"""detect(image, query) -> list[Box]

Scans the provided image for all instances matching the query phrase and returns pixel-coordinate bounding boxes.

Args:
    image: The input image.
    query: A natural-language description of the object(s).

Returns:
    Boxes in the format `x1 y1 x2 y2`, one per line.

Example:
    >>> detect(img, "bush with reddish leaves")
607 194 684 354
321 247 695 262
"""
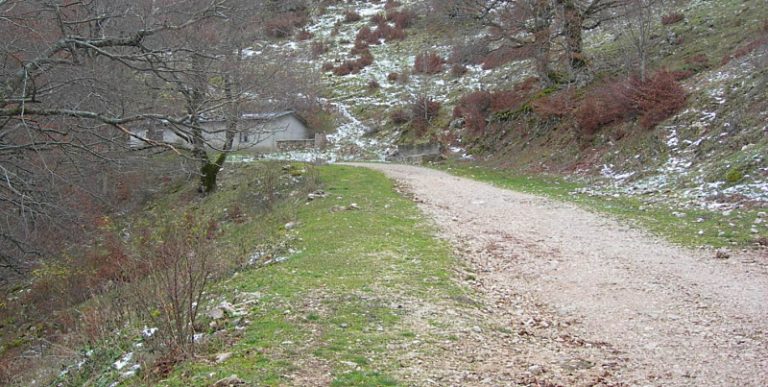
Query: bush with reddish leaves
481 46 530 70
451 63 468 77
384 0 402 10
332 50 374 76
449 42 487 66
356 26 381 46
296 29 313 41
387 9 415 29
410 96 441 134
453 79 541 134
387 72 399 82
453 90 492 134
357 50 374 66
683 53 709 73
344 10 362 23
721 20 768 65
628 70 688 129
377 23 406 41
264 11 309 39
574 70 687 135
321 62 335 72
531 90 575 120
490 90 524 113
661 12 684 25
332 61 355 76
371 13 387 26
368 79 380 90
414 51 445 74
721 36 768 65
575 79 634 137
389 108 409 125
311 41 329 58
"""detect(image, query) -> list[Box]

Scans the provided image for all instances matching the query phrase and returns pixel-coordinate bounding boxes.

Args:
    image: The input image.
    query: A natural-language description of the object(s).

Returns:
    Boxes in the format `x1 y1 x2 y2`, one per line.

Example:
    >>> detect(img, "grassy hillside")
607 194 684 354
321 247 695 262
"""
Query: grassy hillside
5 163 477 386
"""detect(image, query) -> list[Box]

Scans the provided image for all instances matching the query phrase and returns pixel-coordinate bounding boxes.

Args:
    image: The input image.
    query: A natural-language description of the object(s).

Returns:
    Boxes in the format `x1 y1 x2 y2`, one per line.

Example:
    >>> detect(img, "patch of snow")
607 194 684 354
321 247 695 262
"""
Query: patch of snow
121 364 141 379
142 326 158 338
701 111 717 121
113 352 133 371
601 164 635 181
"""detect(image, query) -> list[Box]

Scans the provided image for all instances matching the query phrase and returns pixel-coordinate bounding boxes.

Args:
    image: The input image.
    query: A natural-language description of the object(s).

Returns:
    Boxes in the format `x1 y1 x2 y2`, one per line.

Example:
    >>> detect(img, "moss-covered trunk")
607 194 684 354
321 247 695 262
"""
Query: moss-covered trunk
199 152 227 194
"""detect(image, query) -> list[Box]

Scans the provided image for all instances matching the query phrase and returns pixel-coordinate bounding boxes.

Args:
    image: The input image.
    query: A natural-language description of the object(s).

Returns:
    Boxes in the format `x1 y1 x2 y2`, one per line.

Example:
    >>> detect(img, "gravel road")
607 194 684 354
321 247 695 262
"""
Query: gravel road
346 163 768 386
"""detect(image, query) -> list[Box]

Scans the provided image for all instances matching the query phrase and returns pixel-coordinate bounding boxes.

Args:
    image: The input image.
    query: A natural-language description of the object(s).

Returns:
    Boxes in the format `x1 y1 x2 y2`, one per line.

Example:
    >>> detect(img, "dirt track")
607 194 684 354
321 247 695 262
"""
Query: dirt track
347 163 768 386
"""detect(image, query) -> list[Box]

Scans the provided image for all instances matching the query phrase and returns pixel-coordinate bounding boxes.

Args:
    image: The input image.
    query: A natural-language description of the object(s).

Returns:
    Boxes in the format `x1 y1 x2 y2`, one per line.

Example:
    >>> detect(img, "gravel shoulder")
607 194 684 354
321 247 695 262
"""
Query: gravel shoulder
346 163 768 386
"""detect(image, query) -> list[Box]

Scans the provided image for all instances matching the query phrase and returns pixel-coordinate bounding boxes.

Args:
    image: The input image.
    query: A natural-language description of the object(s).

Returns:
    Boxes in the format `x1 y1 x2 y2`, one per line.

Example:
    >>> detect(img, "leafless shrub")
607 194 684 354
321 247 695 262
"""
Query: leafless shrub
661 12 684 25
450 63 468 77
344 10 362 23
128 214 218 355
414 51 445 74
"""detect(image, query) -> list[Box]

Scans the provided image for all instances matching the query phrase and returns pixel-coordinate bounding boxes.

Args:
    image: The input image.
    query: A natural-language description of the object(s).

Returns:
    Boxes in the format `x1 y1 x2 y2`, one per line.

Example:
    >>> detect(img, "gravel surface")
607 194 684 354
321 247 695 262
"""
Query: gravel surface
346 163 768 386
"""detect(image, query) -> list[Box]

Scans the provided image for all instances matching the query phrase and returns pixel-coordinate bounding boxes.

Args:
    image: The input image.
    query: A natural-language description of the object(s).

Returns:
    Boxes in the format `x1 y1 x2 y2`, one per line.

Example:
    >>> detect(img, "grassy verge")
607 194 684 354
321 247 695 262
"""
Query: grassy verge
436 162 766 249
155 164 461 386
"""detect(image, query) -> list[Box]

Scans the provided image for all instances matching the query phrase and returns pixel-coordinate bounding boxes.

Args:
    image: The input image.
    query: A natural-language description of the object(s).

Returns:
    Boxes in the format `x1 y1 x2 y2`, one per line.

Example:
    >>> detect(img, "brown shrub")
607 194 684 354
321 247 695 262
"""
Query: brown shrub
387 9 415 29
332 51 375 76
453 90 492 134
531 90 575 120
450 63 468 77
661 12 684 25
721 37 768 65
575 70 687 134
387 72 399 82
414 51 445 74
377 23 406 41
321 62 334 72
384 0 402 10
575 79 633 136
481 46 529 70
356 26 381 45
410 96 441 134
370 13 387 26
295 29 313 41
389 108 410 125
357 50 374 67
344 10 362 23
490 90 524 113
684 53 710 73
311 41 329 58
264 11 309 39
332 61 355 76
449 42 487 65
629 70 688 129
368 79 381 90
350 43 370 55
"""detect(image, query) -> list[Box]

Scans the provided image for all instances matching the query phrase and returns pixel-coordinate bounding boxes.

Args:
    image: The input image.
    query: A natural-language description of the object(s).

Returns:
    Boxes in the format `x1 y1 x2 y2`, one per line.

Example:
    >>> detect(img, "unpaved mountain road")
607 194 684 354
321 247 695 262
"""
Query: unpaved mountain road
346 163 768 386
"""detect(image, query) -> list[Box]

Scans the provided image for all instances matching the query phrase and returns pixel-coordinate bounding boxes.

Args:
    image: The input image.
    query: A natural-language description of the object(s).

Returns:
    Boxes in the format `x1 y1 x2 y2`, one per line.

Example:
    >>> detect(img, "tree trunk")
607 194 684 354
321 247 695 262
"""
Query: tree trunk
559 0 586 70
224 73 237 151
531 0 554 86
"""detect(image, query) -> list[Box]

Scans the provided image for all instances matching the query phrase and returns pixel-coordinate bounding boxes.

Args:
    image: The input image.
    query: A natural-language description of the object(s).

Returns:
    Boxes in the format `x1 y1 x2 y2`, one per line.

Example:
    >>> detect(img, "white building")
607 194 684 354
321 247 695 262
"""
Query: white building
131 111 319 152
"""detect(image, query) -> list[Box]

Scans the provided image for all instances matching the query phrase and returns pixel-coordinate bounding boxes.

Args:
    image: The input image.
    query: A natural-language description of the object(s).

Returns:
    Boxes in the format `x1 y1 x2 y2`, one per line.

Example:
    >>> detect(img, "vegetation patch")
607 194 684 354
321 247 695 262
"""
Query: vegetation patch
437 162 766 248
153 165 461 385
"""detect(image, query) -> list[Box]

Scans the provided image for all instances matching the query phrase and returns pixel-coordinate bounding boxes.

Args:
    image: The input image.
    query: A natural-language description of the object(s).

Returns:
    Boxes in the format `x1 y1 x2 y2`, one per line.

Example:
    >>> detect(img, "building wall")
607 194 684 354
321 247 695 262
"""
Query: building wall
129 114 313 153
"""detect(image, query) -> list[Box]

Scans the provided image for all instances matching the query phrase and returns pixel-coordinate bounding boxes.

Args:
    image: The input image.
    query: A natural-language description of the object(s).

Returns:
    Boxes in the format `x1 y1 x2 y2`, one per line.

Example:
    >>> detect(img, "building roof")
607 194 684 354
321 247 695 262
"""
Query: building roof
200 111 302 123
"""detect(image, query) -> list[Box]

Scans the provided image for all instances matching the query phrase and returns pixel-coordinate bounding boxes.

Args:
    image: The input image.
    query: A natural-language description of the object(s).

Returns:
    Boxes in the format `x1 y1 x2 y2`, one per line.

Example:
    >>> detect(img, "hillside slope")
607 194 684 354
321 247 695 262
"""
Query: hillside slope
264 0 766 213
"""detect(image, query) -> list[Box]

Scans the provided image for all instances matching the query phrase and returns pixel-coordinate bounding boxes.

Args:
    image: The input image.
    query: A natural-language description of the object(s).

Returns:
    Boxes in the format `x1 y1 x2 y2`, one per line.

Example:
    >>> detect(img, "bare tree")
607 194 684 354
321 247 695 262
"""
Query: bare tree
438 0 618 84
619 0 659 80
0 0 230 275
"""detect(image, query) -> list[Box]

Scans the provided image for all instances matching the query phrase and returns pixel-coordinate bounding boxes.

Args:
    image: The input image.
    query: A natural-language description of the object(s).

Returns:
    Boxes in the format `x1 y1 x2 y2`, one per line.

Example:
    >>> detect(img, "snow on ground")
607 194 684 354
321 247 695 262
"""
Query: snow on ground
585 50 768 210
250 0 535 162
